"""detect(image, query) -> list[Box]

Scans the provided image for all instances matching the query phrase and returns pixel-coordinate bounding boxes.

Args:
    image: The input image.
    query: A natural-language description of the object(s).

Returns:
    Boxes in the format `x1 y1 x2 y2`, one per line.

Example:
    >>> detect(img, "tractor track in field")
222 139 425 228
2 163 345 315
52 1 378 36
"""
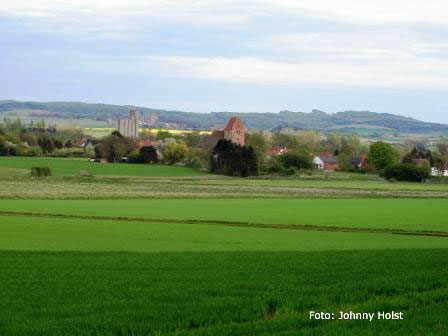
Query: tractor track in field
1 211 448 238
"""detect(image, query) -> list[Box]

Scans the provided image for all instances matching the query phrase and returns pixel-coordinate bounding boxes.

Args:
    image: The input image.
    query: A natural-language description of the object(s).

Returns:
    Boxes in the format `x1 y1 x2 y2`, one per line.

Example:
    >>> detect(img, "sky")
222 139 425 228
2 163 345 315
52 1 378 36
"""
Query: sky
1 0 448 123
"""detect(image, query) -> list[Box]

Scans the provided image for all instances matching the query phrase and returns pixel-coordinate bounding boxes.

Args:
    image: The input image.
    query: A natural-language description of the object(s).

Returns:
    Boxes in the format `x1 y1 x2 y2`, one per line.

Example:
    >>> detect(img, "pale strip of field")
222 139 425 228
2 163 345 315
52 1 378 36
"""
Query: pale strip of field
84 127 212 135
1 177 448 199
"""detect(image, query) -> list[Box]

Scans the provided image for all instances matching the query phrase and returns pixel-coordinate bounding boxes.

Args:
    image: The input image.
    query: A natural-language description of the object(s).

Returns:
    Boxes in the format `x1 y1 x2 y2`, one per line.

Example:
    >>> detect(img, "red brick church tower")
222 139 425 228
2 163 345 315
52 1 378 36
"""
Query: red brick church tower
223 117 245 146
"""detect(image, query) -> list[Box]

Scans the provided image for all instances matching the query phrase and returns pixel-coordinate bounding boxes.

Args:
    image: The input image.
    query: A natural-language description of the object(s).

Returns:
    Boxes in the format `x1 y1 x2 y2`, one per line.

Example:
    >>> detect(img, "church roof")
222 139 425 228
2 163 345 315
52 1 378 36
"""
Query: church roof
224 117 243 131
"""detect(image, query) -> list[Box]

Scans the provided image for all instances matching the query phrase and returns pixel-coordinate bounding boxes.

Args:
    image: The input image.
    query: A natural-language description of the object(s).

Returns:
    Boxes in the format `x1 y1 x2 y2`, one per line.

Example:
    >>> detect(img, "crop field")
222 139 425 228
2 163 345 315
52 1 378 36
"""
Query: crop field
0 157 207 177
1 250 446 336
1 198 448 233
1 157 448 335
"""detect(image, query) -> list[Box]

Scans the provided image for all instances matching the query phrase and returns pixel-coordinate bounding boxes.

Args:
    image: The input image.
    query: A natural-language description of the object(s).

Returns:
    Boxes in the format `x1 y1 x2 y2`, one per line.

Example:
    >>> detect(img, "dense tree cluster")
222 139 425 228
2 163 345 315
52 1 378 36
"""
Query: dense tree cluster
95 132 135 163
0 118 88 157
210 140 258 177
402 145 433 166
384 163 431 182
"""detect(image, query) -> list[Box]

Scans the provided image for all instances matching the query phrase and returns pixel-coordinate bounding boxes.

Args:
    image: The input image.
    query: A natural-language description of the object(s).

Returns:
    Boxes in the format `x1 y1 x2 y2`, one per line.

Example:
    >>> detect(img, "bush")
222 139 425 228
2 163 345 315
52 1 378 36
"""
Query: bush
278 152 312 170
30 167 52 178
185 149 208 169
127 150 142 164
26 146 43 157
383 163 431 182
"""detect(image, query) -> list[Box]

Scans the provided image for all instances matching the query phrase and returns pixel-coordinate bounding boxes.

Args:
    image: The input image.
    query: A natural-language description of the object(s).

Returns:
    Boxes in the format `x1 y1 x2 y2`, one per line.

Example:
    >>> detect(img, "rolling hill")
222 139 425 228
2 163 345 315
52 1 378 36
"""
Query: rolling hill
1 100 447 134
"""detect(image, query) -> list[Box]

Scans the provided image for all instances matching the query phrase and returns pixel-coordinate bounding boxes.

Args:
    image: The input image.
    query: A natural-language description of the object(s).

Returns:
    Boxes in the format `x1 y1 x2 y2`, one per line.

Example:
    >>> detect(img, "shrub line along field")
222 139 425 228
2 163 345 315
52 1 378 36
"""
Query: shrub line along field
1 157 448 335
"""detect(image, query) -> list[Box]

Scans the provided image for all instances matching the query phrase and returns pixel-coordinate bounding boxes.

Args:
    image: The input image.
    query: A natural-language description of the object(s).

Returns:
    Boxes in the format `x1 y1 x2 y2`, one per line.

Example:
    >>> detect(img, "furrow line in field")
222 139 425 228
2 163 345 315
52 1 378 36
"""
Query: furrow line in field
1 211 448 238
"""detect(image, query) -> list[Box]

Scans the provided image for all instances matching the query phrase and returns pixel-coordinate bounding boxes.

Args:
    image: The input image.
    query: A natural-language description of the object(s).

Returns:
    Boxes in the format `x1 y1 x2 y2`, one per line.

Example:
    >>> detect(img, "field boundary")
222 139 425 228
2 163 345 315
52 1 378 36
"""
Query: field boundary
2 211 448 238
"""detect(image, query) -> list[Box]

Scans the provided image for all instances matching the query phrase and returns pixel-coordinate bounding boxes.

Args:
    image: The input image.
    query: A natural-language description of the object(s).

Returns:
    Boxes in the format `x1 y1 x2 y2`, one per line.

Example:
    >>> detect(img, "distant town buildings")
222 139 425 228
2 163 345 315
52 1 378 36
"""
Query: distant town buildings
116 108 139 138
146 112 158 126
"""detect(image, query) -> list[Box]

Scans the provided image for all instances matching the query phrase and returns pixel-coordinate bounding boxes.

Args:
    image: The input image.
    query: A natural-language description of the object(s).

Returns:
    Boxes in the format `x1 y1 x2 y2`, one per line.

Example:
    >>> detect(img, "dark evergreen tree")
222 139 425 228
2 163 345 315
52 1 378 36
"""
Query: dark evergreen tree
210 139 258 177
139 146 158 163
402 146 433 166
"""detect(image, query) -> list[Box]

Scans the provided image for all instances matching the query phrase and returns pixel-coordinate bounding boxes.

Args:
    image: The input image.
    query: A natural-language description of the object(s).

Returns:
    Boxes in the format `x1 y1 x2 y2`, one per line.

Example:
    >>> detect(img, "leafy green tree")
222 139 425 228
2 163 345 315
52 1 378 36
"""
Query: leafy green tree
435 138 448 170
185 148 208 169
324 133 342 152
157 131 173 141
162 141 188 164
278 149 312 170
272 133 299 150
184 132 202 148
366 141 400 170
337 153 353 172
297 130 320 152
246 133 268 170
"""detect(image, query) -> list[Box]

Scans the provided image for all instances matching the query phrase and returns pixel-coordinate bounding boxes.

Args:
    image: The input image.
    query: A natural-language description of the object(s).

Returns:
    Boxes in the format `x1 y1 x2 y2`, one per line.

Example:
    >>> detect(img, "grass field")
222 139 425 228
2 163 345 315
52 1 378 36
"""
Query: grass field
1 198 447 233
2 215 448 252
0 157 207 177
1 157 448 335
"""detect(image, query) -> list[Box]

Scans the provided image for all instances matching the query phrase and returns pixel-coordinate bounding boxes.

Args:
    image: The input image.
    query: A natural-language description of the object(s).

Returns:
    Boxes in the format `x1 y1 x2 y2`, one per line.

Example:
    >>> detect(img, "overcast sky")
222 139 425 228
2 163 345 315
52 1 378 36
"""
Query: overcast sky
1 1 448 123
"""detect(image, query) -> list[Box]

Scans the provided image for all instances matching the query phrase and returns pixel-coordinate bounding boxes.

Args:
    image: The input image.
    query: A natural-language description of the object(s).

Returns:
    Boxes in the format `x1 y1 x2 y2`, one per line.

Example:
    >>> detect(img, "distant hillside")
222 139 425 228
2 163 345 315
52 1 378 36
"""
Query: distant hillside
1 100 447 134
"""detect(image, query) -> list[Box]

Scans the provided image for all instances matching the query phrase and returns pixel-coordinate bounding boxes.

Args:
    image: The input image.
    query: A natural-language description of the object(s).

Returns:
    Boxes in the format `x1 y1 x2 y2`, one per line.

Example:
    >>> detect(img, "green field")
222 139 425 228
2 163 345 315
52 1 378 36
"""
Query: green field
2 215 448 252
1 157 448 335
1 198 447 233
1 250 447 335
0 157 207 177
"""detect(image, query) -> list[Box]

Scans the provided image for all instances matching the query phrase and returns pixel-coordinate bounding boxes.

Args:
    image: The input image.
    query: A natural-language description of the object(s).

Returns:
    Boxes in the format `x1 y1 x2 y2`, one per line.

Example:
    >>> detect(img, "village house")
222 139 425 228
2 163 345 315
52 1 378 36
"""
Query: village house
432 167 448 177
350 155 367 170
266 146 287 158
313 154 367 171
313 155 339 171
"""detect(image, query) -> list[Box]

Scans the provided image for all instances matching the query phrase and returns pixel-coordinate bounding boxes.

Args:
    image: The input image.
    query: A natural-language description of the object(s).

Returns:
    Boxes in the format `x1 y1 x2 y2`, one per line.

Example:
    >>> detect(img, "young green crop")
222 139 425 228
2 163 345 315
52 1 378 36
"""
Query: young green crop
1 198 447 232
0 249 447 335
1 215 448 252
